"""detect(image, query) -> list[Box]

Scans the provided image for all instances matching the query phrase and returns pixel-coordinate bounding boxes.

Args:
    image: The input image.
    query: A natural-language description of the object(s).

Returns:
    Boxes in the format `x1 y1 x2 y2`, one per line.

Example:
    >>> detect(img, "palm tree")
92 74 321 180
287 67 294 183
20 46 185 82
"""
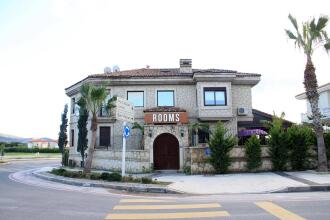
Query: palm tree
285 14 330 171
78 83 116 173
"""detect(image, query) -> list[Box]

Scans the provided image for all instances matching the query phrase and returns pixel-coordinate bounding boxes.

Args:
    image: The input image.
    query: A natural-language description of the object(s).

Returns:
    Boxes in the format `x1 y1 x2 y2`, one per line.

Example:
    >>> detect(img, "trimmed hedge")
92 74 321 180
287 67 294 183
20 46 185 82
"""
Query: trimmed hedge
50 168 158 184
4 146 60 153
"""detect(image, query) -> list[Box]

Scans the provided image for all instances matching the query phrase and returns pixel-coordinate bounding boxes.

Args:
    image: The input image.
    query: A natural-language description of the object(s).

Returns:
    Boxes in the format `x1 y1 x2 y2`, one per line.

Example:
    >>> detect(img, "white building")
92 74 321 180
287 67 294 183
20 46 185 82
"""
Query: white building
296 82 330 126
27 139 58 149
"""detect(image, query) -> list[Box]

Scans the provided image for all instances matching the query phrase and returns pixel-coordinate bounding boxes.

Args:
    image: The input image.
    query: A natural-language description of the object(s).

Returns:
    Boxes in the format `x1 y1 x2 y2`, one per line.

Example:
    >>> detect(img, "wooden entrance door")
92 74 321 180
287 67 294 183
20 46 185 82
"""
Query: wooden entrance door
153 133 179 170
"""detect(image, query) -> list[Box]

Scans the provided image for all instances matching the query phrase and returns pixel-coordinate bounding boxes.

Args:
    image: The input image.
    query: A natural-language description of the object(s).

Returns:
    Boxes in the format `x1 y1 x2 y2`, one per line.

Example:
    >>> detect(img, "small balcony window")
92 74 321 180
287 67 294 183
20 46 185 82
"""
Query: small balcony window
157 90 174 107
127 91 144 107
204 87 227 106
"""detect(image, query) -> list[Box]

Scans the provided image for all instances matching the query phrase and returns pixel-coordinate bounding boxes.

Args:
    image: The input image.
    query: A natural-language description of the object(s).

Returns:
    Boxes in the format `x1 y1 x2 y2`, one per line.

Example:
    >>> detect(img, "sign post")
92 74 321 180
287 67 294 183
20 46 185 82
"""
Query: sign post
115 97 134 177
122 122 130 176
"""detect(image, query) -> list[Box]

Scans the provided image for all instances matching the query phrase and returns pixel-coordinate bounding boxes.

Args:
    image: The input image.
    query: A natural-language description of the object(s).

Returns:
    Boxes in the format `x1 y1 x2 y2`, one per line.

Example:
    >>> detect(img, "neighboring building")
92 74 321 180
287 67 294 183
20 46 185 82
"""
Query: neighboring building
65 59 261 172
27 139 58 149
238 109 294 131
296 82 330 126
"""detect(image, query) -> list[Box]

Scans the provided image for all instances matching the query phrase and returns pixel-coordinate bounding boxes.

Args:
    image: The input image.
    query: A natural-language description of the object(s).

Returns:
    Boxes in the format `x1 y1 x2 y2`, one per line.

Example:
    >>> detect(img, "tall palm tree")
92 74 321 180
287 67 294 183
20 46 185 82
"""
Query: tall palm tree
286 14 330 171
78 83 116 173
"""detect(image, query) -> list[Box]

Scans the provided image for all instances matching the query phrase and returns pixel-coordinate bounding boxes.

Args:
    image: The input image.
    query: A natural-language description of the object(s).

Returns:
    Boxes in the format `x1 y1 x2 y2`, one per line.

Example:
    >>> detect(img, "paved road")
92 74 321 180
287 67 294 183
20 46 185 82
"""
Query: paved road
1 160 330 220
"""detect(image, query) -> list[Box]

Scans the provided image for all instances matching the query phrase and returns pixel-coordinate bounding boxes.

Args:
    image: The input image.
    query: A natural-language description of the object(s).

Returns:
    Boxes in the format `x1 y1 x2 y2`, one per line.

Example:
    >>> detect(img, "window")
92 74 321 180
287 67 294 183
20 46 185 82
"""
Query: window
203 87 227 106
70 129 74 147
99 92 111 117
157 90 174 106
99 126 111 148
198 128 209 143
71 98 76 114
127 91 144 107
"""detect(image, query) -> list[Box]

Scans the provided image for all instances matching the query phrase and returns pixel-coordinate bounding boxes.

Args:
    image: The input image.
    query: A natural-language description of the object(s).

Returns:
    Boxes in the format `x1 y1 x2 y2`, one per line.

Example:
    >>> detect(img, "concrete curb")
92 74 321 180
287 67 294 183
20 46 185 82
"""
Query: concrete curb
32 171 181 194
274 185 330 193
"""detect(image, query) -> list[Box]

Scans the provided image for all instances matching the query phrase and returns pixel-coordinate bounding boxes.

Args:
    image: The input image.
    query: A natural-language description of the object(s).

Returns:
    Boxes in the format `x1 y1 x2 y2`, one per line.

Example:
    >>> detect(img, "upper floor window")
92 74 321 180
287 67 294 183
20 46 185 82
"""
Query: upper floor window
127 91 144 107
157 90 174 107
99 91 111 117
70 129 75 147
204 87 227 106
71 98 76 114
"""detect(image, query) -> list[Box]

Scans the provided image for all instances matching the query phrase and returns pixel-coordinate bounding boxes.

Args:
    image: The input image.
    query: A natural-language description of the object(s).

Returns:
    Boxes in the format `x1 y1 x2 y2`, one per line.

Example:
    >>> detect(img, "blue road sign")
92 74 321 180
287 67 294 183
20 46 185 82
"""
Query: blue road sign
205 147 211 156
123 126 130 138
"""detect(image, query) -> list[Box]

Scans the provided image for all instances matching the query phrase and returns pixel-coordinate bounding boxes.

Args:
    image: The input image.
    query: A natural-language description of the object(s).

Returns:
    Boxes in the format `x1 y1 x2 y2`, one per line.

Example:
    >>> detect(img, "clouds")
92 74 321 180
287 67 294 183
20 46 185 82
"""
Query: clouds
0 0 329 137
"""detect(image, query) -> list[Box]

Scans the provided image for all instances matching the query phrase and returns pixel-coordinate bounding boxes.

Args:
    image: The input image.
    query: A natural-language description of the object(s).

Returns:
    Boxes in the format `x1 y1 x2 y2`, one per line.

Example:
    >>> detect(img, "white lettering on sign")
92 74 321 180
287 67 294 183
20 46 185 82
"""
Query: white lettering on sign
152 113 181 123
168 114 174 122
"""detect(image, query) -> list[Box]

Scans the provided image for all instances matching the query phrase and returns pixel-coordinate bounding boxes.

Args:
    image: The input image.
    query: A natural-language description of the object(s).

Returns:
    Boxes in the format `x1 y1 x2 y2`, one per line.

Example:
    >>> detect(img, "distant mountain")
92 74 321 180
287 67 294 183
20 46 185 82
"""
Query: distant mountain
0 133 55 143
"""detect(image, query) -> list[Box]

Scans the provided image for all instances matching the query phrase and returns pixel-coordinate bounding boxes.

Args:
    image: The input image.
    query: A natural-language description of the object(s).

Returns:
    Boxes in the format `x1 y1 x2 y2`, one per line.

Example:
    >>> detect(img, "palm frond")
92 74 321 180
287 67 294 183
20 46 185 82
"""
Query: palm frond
105 95 117 115
285 29 297 40
132 122 144 134
316 16 328 31
324 40 330 53
288 14 299 31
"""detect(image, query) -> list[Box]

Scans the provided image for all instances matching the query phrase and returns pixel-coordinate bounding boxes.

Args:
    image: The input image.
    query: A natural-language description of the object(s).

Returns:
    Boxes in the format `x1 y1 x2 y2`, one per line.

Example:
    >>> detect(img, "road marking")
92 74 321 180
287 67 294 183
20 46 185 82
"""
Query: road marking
255 201 306 220
105 211 230 219
119 199 168 203
114 203 221 210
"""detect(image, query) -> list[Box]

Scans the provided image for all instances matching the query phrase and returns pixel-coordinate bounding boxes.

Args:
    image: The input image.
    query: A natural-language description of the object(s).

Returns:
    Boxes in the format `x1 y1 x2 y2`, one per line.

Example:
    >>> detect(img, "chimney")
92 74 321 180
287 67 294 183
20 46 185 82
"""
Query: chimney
179 59 192 73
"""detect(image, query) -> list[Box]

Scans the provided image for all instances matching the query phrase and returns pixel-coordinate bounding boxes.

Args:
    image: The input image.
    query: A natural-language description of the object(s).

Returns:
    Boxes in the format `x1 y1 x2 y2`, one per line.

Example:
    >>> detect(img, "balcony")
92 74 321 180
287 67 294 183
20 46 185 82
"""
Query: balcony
301 107 330 124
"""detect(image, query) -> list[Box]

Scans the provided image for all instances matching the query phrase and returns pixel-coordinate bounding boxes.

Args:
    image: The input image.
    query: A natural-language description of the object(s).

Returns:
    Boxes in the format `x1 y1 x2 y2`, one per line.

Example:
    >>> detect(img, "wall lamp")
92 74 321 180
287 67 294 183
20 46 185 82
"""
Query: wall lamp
180 127 185 137
148 128 153 137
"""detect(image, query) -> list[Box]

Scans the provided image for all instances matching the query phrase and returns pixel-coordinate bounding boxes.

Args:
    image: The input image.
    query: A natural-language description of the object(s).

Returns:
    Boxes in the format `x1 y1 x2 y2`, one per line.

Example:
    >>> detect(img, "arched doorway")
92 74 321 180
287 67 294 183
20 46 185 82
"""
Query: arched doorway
153 133 179 170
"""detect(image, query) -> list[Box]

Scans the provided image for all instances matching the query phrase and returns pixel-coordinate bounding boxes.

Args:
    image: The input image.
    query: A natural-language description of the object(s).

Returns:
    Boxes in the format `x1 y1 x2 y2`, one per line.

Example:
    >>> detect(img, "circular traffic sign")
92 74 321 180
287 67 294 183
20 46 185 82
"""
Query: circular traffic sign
123 126 130 138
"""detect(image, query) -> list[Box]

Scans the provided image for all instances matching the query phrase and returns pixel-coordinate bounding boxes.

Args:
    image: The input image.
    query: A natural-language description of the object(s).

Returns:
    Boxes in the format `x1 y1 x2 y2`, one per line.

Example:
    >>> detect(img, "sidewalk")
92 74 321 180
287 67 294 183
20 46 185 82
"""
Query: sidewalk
154 171 330 194
30 167 330 195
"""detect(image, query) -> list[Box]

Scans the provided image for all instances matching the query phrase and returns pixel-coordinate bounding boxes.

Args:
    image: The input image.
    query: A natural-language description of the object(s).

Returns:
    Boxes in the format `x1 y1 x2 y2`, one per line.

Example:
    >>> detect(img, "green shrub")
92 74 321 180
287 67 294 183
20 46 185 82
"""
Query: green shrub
208 121 236 174
0 144 4 157
141 177 153 184
183 166 191 175
100 172 122 181
50 168 86 178
51 168 66 175
4 146 60 153
62 148 69 166
245 135 262 171
266 113 290 171
288 125 314 170
121 175 137 183
89 173 101 180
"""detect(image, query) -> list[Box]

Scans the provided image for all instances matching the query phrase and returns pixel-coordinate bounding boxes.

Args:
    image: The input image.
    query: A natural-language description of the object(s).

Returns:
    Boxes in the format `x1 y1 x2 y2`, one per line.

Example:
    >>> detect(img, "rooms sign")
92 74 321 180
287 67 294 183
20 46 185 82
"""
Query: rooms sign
144 112 188 124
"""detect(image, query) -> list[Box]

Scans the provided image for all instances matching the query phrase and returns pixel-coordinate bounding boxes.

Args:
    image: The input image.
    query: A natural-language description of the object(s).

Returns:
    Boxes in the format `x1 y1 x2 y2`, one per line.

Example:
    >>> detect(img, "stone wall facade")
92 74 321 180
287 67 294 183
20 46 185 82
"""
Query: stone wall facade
69 148 151 173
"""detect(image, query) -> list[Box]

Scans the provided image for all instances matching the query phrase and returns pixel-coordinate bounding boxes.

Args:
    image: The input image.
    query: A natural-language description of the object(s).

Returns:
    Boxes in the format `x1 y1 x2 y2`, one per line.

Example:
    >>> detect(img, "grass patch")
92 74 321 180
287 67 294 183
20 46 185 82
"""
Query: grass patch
50 168 167 185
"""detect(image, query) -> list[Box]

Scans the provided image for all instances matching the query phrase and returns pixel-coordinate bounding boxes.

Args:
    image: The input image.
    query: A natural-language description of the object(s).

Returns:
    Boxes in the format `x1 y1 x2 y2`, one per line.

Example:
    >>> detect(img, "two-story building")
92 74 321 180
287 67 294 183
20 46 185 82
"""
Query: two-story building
65 59 261 172
296 82 330 127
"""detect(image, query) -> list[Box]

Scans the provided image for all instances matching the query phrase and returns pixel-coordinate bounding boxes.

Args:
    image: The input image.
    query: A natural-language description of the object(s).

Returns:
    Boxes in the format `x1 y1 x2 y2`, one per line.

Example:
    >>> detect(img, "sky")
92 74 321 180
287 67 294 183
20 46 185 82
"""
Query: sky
0 0 329 138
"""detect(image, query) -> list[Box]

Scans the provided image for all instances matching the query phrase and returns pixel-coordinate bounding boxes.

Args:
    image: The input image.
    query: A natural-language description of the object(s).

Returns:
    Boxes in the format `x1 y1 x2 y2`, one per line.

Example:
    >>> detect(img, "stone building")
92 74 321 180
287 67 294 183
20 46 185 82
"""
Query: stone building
65 59 261 173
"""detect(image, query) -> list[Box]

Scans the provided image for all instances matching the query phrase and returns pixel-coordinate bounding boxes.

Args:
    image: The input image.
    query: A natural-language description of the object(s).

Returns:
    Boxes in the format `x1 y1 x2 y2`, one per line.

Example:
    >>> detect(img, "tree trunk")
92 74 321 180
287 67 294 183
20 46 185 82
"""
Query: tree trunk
195 128 199 146
83 113 97 173
304 56 328 171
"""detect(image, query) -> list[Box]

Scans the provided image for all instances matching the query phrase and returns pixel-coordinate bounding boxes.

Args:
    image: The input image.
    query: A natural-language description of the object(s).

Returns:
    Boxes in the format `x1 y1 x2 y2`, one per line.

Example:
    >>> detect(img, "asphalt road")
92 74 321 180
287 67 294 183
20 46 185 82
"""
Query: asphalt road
1 160 330 220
